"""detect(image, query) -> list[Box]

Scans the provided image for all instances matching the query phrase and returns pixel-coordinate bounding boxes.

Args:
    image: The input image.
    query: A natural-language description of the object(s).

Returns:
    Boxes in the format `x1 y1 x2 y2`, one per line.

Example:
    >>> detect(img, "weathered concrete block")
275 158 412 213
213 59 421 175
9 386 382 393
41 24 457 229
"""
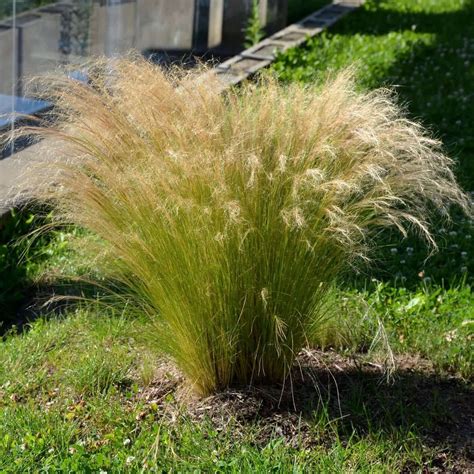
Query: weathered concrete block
0 25 17 95
136 0 195 51
89 0 137 55
208 0 224 48
20 13 62 81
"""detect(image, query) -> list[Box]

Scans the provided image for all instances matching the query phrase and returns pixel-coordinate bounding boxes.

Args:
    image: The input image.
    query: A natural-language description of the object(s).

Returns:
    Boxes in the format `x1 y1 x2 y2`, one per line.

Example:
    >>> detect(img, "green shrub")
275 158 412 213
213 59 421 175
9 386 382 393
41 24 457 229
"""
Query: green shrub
0 208 59 324
24 59 470 395
0 206 80 328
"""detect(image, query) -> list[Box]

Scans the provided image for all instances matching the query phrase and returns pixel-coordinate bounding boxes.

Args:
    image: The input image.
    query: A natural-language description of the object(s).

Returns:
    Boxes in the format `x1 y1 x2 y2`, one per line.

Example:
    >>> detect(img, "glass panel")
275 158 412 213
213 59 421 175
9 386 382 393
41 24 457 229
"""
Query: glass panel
0 0 203 151
0 0 294 155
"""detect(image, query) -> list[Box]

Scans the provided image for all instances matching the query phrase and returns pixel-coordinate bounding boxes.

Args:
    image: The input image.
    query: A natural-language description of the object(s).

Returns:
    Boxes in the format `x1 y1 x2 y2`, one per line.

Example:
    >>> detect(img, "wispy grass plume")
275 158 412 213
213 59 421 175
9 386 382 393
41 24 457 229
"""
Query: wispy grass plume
21 58 470 395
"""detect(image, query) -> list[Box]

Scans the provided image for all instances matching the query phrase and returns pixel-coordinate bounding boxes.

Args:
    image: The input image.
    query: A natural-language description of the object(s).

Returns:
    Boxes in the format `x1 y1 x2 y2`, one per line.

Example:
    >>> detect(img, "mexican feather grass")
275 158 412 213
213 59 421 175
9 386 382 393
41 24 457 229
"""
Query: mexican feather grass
21 58 470 395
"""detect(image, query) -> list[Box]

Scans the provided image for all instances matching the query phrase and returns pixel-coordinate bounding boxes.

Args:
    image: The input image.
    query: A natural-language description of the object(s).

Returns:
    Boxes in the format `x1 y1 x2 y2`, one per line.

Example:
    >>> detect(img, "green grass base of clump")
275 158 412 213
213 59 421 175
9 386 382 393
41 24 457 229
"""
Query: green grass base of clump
0 306 471 472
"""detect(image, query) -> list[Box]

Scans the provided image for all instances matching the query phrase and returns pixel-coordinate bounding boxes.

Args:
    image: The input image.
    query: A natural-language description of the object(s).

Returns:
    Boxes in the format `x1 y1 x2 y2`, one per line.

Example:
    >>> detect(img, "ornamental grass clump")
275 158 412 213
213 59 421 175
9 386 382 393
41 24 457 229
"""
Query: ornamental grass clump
24 58 470 396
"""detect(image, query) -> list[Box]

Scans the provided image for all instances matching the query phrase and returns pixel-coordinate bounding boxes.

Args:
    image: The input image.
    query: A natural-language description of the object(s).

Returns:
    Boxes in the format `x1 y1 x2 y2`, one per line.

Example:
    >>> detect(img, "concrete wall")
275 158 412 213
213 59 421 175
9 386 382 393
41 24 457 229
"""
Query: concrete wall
0 25 17 95
20 13 62 82
208 0 224 48
0 0 289 95
136 0 195 51
89 1 137 55
265 0 288 33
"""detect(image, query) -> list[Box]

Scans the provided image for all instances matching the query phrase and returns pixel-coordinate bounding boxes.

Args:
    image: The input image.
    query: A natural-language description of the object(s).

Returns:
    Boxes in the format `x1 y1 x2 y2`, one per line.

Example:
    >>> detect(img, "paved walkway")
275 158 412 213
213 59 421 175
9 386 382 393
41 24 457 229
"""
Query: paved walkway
0 140 52 216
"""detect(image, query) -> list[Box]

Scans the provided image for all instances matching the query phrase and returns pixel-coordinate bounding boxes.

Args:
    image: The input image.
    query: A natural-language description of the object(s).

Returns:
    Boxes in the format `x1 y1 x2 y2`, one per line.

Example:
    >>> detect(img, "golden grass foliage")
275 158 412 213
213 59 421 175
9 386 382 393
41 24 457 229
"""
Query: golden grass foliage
24 58 470 395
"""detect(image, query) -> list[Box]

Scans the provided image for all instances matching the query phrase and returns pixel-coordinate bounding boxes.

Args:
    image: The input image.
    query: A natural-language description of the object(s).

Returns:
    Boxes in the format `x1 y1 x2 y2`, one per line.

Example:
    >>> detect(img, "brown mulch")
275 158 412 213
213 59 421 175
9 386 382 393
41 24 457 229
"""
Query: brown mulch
138 350 474 473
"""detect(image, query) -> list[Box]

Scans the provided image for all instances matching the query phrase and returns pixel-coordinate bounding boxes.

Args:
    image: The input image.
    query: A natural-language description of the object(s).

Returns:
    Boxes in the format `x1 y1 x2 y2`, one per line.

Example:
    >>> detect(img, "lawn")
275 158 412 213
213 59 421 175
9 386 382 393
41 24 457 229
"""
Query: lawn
0 0 473 471
1 307 472 471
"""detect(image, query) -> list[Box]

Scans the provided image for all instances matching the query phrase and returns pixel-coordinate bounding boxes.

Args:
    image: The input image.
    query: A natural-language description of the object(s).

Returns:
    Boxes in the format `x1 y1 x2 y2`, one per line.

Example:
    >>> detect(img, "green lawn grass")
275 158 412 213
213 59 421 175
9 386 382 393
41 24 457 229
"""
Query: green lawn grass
275 0 474 286
333 283 473 379
0 0 473 471
0 307 471 472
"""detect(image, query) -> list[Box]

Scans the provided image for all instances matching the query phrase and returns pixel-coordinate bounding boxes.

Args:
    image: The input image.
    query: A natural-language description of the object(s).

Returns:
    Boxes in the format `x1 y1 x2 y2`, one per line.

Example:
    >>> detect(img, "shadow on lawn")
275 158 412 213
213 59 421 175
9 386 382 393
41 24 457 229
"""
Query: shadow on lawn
333 5 474 38
184 350 473 468
331 3 474 188
0 207 93 335
6 281 101 330
326 2 474 286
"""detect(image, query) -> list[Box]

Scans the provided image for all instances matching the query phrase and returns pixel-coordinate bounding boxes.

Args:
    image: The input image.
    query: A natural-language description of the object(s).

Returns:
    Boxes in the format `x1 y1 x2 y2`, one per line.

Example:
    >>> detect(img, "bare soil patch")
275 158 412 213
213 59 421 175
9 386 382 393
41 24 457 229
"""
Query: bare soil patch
140 350 474 472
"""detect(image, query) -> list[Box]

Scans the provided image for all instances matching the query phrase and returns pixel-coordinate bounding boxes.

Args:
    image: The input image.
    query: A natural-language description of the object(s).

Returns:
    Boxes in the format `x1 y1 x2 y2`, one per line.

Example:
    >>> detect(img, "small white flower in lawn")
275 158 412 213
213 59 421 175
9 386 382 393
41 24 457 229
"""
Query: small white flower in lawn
461 266 468 272
449 230 458 237
123 438 131 446
400 259 406 264
48 448 54 454
451 244 459 249
466 234 472 239
126 456 136 465
390 248 398 254
99 471 108 474
445 330 457 342
461 251 468 259
406 247 414 255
